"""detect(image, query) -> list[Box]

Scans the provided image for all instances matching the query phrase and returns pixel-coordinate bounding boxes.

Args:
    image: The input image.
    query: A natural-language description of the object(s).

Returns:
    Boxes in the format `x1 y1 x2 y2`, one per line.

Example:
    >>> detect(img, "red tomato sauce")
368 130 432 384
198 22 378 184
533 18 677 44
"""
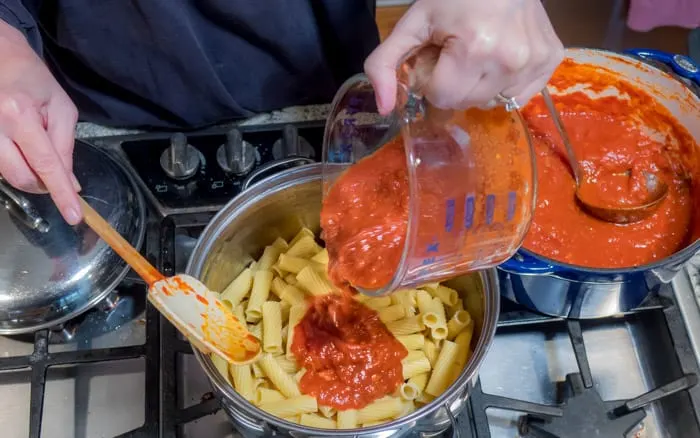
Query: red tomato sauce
521 60 698 268
321 138 409 291
291 294 408 410
321 108 532 291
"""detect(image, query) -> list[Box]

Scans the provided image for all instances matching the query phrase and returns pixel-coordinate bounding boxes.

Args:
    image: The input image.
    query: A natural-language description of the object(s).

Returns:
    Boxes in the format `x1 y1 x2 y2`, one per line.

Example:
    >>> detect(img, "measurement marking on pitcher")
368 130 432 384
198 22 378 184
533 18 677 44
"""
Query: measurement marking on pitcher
485 194 496 225
464 195 475 230
444 198 456 232
422 238 441 265
347 96 363 114
426 239 440 253
507 191 517 222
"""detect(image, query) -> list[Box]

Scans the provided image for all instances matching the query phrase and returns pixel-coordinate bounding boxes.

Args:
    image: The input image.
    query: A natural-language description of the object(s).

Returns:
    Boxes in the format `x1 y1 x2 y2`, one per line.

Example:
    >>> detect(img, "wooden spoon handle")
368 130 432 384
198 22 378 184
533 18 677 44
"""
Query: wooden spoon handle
79 198 163 285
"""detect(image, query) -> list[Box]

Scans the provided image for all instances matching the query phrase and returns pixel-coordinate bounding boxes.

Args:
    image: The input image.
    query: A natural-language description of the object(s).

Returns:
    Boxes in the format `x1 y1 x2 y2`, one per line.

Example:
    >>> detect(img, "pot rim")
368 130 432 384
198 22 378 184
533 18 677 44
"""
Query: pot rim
510 47 700 276
185 163 501 434
0 144 147 335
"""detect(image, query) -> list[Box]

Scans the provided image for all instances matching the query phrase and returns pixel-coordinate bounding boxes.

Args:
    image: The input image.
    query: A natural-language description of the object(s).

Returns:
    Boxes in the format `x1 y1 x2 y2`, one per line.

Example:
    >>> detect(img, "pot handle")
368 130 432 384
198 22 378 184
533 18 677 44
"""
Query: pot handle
0 177 51 233
241 157 315 191
498 251 558 275
446 404 461 438
624 49 700 85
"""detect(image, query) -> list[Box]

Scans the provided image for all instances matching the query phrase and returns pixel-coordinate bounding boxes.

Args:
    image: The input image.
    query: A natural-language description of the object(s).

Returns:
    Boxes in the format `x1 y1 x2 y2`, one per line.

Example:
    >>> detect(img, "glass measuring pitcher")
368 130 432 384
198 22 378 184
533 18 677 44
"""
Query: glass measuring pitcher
321 48 537 296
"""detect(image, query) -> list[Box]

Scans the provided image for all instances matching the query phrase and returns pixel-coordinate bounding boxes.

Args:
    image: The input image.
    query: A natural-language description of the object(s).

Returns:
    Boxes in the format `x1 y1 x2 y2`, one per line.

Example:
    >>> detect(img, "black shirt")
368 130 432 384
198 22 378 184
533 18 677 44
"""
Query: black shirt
0 0 380 129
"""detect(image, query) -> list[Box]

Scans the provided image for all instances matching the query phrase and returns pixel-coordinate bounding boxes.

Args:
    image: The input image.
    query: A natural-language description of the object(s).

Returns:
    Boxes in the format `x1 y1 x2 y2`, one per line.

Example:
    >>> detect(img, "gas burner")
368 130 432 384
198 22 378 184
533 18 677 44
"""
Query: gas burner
519 372 698 438
2 281 146 346
467 318 700 438
48 282 147 345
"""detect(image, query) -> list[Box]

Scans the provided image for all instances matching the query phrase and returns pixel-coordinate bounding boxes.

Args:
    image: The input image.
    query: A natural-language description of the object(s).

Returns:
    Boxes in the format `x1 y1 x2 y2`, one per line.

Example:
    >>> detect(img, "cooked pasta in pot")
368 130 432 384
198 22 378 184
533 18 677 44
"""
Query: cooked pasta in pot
208 227 477 429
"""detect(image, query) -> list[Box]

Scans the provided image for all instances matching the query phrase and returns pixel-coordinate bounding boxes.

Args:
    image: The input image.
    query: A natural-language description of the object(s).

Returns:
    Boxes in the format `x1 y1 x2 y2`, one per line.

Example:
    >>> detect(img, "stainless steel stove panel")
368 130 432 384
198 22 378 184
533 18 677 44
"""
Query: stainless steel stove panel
180 354 239 438
41 359 146 438
0 368 31 438
480 311 697 437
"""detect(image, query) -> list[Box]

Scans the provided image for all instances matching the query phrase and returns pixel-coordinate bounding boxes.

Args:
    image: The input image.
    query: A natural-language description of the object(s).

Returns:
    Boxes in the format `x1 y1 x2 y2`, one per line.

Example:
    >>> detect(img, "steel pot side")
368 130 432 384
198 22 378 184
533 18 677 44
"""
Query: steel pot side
498 48 700 319
186 164 500 437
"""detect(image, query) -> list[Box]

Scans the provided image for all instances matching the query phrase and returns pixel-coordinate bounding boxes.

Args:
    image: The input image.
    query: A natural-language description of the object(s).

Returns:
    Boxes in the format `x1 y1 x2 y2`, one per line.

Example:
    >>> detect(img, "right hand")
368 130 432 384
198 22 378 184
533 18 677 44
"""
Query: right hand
365 0 565 114
0 20 82 225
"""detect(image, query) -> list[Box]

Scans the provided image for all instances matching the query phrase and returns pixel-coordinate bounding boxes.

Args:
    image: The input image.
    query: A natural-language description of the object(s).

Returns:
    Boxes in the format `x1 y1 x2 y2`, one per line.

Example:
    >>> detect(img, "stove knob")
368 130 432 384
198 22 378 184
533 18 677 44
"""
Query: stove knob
217 129 256 176
160 133 200 180
272 125 315 160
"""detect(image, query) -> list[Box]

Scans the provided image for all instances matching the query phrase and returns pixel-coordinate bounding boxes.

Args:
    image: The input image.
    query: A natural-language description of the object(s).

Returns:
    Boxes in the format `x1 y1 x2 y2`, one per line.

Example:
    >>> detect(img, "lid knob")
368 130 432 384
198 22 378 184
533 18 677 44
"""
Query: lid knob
217 129 256 176
160 133 200 180
272 125 315 160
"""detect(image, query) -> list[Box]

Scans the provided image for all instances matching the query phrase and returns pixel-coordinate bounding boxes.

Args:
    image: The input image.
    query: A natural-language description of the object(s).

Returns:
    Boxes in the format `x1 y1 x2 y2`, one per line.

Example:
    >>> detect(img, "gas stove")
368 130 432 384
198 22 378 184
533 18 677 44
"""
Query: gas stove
0 122 699 438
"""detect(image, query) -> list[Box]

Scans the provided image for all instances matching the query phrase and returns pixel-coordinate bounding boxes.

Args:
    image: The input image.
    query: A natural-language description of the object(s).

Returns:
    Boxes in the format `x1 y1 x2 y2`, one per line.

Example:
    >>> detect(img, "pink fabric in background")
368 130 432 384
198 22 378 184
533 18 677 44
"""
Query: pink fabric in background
627 0 700 32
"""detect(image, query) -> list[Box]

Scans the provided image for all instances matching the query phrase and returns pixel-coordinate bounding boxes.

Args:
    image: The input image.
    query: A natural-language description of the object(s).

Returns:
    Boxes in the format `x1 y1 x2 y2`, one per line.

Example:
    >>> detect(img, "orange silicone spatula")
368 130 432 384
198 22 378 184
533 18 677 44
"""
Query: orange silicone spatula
79 198 261 364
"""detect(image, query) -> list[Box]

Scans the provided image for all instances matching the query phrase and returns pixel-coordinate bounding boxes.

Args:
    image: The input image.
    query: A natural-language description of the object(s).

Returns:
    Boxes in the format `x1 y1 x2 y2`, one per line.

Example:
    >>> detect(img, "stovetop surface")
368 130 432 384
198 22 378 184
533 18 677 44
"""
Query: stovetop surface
0 123 699 438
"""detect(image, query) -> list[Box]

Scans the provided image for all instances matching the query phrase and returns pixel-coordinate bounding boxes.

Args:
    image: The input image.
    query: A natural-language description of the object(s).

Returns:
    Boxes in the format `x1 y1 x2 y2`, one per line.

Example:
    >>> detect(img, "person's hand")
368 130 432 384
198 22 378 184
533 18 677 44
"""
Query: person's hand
365 0 565 114
0 20 81 224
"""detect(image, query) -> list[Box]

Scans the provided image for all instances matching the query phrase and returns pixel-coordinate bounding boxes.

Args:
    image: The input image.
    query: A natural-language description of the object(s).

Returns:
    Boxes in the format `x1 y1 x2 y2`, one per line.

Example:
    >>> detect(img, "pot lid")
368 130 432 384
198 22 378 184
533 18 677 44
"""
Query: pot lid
0 140 146 334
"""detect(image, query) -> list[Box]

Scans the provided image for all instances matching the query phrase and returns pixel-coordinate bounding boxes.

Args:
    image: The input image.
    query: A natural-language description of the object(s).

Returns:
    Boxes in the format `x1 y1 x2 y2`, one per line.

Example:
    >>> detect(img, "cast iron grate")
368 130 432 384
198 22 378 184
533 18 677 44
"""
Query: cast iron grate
468 319 699 438
157 215 700 438
0 214 164 438
4 211 699 437
4 312 162 438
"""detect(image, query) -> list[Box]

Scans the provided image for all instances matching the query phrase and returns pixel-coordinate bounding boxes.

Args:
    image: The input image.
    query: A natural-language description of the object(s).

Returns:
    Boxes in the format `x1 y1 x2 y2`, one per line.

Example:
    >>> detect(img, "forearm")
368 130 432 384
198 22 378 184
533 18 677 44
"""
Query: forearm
0 1 42 55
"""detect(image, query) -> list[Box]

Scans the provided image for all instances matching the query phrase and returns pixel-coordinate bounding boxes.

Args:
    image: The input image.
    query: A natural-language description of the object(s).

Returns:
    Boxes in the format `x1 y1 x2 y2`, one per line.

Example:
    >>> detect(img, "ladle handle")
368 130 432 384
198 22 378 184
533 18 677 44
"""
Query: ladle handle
624 49 700 85
79 198 163 285
541 88 582 186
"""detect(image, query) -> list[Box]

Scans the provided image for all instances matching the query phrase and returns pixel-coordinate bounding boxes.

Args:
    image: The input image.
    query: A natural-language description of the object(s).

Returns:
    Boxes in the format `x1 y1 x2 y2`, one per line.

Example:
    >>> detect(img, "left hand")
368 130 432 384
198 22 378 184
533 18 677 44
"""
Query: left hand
364 0 565 114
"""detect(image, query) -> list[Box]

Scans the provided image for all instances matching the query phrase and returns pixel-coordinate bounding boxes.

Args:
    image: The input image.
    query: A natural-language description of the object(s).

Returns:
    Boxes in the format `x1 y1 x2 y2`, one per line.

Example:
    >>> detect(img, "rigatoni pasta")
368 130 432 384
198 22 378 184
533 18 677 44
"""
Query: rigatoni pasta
296 265 334 296
259 353 301 398
259 395 318 417
256 387 284 404
386 316 425 336
207 227 479 430
220 268 253 308
433 285 459 307
337 409 358 429
300 413 337 429
257 245 283 271
447 309 472 340
246 270 273 322
262 301 283 354
230 364 255 402
425 340 459 397
378 304 405 323
286 235 323 259
402 351 432 380
357 397 403 424
396 334 424 351
277 254 313 274
286 304 307 360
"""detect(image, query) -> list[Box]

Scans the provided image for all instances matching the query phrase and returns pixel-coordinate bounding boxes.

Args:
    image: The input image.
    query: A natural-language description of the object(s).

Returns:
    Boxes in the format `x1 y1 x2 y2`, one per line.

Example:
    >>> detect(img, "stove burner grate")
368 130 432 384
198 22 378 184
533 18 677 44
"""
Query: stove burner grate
468 320 698 438
0 288 161 438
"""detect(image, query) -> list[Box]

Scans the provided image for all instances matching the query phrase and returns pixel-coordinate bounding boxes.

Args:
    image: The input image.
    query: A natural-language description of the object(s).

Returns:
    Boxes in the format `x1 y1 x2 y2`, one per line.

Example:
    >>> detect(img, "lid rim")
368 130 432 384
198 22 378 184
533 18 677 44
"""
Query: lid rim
0 140 148 334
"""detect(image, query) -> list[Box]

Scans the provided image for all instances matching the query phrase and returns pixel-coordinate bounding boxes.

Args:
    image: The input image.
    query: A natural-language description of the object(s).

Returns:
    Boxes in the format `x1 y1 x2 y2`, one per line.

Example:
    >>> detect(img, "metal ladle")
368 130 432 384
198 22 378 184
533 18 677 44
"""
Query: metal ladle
540 88 668 224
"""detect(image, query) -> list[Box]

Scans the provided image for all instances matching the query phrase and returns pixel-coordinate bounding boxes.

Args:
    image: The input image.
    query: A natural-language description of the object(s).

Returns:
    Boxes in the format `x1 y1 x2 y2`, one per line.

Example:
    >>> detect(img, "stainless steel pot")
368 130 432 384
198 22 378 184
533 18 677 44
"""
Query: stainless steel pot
0 140 146 333
498 48 700 319
186 163 500 438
